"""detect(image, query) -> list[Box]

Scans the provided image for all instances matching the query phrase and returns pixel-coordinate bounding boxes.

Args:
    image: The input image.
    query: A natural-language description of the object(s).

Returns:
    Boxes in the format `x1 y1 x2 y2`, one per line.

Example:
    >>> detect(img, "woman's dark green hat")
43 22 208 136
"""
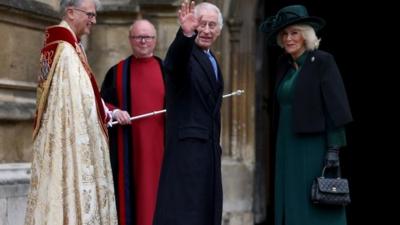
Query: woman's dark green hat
259 5 326 43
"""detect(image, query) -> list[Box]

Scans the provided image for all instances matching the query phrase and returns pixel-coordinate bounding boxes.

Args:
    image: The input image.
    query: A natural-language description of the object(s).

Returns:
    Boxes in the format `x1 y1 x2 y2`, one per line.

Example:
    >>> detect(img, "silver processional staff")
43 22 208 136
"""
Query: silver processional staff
108 89 244 127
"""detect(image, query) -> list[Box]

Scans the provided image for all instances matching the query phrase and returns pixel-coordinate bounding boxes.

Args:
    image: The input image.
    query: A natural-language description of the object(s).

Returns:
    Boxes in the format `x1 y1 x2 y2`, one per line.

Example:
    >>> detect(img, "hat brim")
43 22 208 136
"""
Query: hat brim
260 17 326 44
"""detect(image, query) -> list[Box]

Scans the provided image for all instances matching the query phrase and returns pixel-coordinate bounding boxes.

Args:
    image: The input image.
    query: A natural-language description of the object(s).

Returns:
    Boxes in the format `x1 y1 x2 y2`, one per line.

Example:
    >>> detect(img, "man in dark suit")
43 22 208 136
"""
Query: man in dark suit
153 1 224 225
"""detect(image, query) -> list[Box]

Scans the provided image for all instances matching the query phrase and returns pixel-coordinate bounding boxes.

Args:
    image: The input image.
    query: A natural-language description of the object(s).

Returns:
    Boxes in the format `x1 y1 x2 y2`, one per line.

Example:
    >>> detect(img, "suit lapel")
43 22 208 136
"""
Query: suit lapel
192 46 224 116
193 47 220 93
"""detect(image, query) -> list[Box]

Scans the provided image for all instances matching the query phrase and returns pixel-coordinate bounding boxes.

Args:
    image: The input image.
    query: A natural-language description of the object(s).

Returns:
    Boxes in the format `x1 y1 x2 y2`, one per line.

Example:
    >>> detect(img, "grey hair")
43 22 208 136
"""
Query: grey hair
59 0 101 15
194 2 223 30
277 24 321 50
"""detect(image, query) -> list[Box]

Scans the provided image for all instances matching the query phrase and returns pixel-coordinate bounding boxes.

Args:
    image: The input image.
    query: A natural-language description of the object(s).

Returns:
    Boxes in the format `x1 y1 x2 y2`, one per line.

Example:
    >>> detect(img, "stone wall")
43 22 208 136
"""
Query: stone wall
0 163 30 225
0 0 59 163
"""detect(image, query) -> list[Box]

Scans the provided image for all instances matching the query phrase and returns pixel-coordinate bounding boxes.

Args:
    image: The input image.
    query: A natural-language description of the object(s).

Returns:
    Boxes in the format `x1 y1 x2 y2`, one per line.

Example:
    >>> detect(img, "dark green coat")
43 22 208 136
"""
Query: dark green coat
273 51 352 225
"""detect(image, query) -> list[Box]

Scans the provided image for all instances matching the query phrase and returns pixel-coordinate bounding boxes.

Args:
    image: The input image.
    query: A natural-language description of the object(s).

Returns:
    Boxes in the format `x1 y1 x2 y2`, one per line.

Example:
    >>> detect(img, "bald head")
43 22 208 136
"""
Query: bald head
129 20 156 34
129 20 157 58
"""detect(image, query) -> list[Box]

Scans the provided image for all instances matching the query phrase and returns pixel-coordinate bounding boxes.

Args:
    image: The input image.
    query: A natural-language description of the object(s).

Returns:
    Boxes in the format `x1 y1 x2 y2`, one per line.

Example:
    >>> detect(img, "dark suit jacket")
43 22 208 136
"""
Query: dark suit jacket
273 50 353 133
153 29 224 225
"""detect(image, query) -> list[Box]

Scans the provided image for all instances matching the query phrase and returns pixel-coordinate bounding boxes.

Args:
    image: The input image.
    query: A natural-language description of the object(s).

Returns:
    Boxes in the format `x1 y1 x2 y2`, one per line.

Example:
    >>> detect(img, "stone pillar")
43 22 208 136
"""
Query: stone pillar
0 0 59 163
220 18 255 225
227 19 244 159
0 163 31 225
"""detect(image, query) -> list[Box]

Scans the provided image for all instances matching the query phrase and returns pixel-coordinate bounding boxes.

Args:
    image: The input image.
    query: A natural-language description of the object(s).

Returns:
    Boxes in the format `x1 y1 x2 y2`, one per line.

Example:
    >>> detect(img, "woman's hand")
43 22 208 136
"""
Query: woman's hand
325 147 340 168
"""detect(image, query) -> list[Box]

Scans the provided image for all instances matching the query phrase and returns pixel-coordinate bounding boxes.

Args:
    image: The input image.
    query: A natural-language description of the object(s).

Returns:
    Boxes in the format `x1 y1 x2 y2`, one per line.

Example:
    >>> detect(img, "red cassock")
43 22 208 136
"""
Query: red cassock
101 56 165 225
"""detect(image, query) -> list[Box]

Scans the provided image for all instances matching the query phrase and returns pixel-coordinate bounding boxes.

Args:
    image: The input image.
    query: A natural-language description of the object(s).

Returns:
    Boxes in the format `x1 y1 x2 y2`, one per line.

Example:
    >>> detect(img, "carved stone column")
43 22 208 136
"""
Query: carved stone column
0 163 31 225
226 19 243 160
220 17 255 225
0 0 58 162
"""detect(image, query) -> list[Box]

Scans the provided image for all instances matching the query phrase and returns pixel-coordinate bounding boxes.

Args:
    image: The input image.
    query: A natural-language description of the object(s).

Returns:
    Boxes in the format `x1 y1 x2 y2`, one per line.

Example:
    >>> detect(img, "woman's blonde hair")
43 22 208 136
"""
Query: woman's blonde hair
277 24 321 50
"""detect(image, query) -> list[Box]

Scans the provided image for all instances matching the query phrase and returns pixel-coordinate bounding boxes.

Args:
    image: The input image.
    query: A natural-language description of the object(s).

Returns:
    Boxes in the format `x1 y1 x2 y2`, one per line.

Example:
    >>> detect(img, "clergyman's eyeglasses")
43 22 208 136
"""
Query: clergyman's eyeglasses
73 8 96 19
129 36 156 42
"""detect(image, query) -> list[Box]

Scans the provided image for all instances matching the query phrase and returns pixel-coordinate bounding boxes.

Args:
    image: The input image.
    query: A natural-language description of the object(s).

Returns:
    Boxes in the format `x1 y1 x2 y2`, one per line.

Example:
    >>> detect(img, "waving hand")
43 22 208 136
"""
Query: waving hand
178 1 200 35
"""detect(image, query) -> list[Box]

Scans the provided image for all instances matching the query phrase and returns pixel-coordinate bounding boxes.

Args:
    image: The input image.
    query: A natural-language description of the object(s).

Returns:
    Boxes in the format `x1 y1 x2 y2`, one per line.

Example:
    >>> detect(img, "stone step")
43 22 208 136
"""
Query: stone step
0 163 31 225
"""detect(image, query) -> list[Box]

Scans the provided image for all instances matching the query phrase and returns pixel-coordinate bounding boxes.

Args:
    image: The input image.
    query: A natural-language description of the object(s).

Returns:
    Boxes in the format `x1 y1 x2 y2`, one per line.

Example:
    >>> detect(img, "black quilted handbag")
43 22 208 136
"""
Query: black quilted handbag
311 166 351 206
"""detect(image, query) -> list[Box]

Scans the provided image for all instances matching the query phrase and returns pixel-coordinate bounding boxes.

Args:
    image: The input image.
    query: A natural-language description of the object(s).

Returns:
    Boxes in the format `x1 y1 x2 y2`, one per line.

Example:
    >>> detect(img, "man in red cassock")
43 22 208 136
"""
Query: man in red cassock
100 19 165 225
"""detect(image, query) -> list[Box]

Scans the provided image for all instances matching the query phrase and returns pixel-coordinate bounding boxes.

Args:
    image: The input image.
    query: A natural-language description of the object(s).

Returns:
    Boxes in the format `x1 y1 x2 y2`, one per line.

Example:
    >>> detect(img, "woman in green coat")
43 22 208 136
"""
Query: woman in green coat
260 5 353 225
